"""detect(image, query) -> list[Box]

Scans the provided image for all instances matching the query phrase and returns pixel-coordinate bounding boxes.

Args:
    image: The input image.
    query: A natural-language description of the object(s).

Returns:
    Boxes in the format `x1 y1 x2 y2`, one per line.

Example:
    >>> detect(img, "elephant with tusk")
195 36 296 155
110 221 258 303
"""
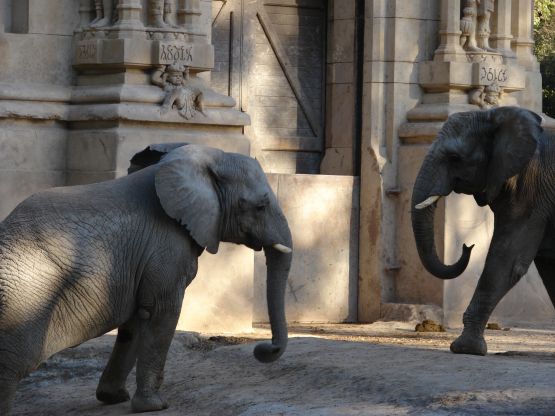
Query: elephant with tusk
411 106 555 356
0 144 292 414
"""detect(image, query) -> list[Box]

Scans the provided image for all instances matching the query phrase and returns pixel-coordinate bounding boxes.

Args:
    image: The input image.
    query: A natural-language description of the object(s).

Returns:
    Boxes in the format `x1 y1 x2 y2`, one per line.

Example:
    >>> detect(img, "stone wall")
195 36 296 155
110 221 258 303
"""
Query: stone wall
254 174 359 324
0 0 550 333
0 0 77 218
358 0 441 321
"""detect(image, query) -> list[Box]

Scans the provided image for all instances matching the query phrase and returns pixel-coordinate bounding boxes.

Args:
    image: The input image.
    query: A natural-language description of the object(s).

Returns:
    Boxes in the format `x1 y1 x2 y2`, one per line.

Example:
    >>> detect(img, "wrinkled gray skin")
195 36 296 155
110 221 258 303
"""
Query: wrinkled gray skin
412 106 555 356
0 144 292 414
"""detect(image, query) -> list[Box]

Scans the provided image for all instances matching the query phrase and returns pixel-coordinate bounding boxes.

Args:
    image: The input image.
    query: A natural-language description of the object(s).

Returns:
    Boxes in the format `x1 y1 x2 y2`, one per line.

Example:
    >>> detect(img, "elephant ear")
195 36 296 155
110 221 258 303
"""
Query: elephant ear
154 145 223 254
485 107 543 203
128 142 189 174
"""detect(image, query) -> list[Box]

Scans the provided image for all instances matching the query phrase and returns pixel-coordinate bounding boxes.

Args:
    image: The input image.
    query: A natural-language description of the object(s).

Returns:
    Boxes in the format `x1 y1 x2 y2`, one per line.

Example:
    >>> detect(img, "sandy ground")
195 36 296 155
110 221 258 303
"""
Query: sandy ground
10 322 555 416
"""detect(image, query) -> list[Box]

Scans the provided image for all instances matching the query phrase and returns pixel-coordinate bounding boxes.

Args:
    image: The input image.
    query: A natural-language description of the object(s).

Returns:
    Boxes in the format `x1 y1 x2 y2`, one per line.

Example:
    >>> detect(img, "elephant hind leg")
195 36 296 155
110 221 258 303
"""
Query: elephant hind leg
96 317 140 404
533 256 555 308
131 307 182 413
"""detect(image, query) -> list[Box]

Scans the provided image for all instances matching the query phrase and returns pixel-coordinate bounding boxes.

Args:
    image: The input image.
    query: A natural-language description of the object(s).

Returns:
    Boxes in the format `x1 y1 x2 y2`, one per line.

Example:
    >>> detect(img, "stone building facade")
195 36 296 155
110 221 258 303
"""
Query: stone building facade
0 0 553 331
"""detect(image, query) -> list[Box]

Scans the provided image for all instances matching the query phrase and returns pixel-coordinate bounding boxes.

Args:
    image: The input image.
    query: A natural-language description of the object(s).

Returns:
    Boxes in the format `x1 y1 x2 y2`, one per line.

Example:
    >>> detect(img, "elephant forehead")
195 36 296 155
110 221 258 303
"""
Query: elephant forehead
223 155 268 183
435 132 482 157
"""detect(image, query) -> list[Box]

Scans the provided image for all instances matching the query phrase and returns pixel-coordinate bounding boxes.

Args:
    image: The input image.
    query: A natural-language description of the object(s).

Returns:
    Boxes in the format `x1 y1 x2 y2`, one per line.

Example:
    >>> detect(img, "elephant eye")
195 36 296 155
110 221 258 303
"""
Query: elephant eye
447 153 462 163
256 204 266 212
238 197 248 211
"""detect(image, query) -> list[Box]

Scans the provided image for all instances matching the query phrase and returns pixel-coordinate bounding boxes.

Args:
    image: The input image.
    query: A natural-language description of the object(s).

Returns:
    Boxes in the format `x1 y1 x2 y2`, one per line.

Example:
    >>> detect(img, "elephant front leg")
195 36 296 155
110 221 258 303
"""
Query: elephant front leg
533 256 555 308
0 377 19 415
96 317 140 404
131 306 181 413
451 219 545 355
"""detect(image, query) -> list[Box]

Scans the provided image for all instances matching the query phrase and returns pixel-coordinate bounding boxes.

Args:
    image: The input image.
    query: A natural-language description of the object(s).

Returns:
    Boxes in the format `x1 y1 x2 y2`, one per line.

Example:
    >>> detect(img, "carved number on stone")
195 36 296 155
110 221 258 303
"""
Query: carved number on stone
160 45 193 63
78 44 97 60
480 67 508 83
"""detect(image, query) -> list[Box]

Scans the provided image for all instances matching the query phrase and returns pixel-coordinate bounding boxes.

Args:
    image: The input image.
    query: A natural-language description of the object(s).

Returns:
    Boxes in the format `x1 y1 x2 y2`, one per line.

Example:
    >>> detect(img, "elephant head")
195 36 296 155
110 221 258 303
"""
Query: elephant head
411 107 543 279
131 144 292 363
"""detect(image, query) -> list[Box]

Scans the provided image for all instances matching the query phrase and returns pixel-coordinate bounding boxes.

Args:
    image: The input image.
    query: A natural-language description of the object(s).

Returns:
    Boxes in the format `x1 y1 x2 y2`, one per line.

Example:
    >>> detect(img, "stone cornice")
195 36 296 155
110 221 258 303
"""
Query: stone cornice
0 82 249 126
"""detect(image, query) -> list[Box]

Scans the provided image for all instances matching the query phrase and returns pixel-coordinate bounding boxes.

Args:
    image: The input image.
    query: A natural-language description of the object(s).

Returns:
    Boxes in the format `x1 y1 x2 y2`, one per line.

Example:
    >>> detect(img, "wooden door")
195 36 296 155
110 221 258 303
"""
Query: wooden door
212 0 326 174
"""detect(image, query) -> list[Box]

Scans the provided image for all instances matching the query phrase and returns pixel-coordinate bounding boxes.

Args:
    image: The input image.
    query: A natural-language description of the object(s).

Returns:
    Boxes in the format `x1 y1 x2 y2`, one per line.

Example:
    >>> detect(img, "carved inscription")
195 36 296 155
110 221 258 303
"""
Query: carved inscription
479 65 508 84
473 63 509 86
76 41 99 63
159 44 193 64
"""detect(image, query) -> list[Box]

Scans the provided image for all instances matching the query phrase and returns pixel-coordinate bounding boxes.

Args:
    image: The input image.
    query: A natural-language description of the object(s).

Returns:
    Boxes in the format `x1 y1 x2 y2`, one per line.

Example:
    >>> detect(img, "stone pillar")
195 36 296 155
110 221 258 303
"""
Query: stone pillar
511 0 537 70
78 0 94 29
320 0 357 175
433 0 466 62
177 0 202 31
0 0 5 32
491 0 515 59
114 0 144 35
510 0 542 112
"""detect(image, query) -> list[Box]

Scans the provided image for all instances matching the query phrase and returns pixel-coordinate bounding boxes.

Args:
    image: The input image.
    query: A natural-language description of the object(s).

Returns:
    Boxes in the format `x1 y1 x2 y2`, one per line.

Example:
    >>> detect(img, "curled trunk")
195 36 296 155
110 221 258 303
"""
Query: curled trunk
411 156 473 279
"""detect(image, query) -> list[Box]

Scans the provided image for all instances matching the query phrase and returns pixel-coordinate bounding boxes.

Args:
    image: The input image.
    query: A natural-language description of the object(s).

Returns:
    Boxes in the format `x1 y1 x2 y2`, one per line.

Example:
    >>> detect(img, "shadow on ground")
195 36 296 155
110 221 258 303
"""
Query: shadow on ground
11 322 555 416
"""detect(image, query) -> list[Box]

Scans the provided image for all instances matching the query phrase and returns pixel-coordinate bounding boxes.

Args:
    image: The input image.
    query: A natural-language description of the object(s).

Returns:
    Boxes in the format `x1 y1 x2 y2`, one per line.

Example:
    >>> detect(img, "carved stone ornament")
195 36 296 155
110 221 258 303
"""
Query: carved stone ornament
468 82 502 109
152 62 205 120
149 0 176 28
460 0 496 53
90 0 116 28
88 0 175 29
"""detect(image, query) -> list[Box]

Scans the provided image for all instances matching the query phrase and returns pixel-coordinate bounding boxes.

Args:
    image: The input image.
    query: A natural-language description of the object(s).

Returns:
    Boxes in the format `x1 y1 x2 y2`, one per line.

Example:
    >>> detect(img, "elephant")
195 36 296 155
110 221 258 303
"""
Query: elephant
411 106 555 356
0 144 293 414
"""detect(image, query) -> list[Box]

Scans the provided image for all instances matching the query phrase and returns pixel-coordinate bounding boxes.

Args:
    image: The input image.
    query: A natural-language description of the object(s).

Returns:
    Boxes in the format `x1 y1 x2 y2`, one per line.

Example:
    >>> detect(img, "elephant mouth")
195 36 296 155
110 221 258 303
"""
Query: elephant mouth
245 241 292 254
473 190 488 206
243 234 263 251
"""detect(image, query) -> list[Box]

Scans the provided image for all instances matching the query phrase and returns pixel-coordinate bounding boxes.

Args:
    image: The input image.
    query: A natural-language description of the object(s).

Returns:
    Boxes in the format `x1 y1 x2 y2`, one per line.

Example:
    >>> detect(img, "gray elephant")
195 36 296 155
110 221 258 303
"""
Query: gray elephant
411 106 554 356
0 144 292 414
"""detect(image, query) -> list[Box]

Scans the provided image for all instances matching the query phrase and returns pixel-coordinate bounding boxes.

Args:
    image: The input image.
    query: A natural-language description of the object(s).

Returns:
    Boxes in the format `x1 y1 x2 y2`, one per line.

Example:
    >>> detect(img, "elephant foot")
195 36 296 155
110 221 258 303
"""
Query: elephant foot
131 392 168 413
0 377 18 415
96 385 130 404
450 332 487 356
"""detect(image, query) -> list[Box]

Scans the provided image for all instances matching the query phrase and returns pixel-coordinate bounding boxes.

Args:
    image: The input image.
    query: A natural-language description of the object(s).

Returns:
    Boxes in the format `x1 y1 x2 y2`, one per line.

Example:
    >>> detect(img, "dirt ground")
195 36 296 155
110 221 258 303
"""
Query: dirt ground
10 322 555 416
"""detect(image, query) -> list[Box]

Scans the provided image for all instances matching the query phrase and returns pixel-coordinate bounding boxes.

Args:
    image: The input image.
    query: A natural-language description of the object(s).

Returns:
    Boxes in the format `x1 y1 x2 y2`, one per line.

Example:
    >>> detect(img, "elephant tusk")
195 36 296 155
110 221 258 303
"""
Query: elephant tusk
272 243 292 254
415 195 441 210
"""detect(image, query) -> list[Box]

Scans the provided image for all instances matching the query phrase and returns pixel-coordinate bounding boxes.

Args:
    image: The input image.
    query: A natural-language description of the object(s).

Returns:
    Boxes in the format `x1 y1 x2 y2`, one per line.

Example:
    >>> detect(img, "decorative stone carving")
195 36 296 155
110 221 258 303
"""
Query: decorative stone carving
86 0 179 29
468 82 502 109
460 0 479 51
477 0 495 51
152 62 204 119
460 0 496 52
90 0 115 28
150 0 175 28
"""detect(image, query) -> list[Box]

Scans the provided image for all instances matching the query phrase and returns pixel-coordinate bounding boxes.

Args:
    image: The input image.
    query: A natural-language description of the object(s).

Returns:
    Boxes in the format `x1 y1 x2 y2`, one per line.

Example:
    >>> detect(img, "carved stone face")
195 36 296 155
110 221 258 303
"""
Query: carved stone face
168 72 183 85
484 92 498 106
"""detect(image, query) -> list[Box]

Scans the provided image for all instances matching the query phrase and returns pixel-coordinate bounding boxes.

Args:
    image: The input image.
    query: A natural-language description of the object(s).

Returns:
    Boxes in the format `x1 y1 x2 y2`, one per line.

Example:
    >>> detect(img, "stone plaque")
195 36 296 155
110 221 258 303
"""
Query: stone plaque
473 63 509 86
75 40 101 64
74 38 213 70
154 42 213 69
158 43 194 64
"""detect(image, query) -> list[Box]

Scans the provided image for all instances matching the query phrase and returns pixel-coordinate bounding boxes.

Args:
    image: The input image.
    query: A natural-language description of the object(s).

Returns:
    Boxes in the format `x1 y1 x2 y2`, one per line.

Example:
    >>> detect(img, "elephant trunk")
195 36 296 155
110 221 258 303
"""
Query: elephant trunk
411 154 473 279
254 231 292 363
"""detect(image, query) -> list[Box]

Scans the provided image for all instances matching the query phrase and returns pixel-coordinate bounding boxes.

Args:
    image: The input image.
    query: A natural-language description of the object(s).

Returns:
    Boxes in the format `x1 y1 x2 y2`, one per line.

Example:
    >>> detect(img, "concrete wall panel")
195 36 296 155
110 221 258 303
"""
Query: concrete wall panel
254 174 359 323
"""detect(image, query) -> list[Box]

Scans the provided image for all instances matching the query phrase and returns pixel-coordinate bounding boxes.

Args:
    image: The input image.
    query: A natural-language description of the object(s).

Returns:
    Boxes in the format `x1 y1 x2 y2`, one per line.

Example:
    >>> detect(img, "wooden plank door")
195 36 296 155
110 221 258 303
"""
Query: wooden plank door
212 0 326 174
